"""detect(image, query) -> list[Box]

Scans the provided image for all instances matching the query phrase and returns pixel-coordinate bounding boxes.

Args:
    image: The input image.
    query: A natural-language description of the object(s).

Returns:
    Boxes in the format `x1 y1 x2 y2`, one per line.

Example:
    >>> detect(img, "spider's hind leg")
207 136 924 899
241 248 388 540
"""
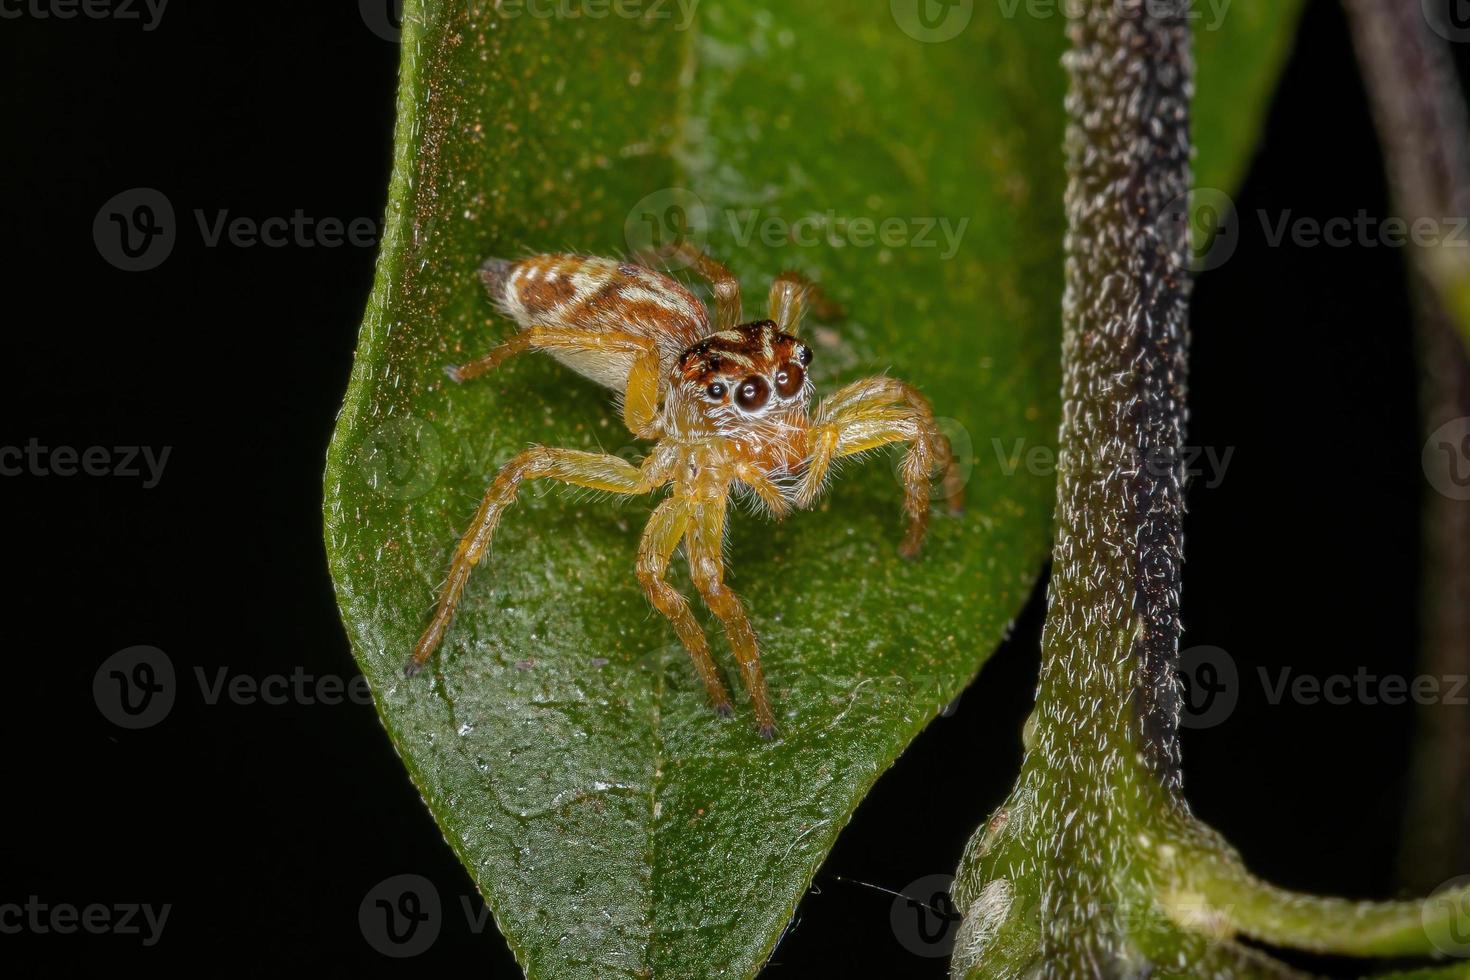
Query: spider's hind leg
661 241 743 332
444 326 664 439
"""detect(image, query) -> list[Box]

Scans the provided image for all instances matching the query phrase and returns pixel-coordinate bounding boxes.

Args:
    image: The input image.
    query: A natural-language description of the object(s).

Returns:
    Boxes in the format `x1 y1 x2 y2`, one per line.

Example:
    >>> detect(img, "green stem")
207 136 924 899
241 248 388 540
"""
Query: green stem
1170 851 1470 958
1371 965 1470 980
951 2 1198 975
954 3 1470 977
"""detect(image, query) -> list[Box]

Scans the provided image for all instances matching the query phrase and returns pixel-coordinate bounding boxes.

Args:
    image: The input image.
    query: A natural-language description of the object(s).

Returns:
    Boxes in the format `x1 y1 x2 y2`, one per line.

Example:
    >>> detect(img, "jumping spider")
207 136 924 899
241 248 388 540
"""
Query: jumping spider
406 244 964 738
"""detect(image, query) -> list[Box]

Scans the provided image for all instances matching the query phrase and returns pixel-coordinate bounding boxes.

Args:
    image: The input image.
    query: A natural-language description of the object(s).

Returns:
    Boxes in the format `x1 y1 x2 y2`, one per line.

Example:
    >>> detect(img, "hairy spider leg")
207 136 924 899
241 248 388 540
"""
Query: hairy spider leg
733 460 792 519
685 490 778 738
635 497 734 716
796 376 965 559
445 327 664 438
406 447 668 674
767 270 845 332
666 241 743 332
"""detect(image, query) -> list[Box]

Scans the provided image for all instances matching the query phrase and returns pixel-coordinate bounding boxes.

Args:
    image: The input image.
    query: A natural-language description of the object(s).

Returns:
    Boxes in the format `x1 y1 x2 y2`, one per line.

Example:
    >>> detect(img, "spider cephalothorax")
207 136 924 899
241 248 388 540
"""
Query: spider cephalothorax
680 319 811 401
406 245 964 738
673 321 816 462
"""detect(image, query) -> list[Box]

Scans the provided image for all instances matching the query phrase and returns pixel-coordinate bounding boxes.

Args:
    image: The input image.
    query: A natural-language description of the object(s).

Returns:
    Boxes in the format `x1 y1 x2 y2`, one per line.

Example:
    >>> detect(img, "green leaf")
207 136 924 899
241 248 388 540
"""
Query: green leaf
324 3 1297 976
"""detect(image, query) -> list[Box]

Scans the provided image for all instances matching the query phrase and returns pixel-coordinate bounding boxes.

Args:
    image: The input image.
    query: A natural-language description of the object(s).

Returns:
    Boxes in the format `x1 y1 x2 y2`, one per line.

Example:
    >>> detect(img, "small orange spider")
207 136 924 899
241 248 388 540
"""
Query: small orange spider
406 244 964 737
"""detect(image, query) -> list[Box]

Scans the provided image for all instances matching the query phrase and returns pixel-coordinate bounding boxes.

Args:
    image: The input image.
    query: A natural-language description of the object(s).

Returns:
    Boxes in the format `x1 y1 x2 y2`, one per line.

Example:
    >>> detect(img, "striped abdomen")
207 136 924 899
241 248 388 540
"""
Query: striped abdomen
480 254 709 391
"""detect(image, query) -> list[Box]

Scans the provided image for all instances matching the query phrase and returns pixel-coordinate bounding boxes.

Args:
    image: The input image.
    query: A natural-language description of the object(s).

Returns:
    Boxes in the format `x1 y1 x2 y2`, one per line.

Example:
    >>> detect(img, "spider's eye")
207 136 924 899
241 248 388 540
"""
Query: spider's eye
734 375 771 412
774 362 806 398
705 382 727 400
797 345 813 367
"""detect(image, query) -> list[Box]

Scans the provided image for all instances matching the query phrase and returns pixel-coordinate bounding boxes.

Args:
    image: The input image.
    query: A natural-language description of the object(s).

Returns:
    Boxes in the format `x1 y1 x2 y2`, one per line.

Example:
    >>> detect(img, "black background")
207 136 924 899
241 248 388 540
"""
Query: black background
3 1 1466 975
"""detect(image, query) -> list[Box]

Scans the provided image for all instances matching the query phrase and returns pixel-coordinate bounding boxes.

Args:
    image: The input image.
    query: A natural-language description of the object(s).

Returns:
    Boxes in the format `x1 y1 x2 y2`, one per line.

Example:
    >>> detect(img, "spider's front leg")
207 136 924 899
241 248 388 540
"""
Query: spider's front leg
635 497 734 719
406 447 670 675
795 377 965 559
766 269 845 331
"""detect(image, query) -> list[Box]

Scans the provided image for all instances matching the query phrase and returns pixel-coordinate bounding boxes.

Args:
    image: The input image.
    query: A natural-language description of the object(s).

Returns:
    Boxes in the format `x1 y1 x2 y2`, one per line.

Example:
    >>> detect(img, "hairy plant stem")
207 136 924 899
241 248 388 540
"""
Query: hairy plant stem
951 3 1470 977
1341 0 1470 891
952 5 1197 975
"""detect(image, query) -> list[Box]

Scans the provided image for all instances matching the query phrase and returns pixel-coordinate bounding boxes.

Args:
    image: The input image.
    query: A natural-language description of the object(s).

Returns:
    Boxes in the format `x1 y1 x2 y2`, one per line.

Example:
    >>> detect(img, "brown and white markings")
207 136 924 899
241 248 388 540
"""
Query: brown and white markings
407 245 964 738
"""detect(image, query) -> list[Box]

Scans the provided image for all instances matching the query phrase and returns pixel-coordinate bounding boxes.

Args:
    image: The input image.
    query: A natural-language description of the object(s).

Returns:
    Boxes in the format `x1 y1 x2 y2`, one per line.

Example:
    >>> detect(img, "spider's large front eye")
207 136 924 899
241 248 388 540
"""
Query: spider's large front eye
774 362 805 398
734 376 771 412
705 382 727 401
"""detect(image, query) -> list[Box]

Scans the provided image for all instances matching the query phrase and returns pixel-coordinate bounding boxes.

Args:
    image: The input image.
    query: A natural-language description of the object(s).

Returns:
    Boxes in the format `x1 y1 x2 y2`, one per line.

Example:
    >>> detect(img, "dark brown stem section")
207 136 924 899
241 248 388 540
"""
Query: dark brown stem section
1402 282 1470 888
1342 0 1470 239
1342 0 1470 887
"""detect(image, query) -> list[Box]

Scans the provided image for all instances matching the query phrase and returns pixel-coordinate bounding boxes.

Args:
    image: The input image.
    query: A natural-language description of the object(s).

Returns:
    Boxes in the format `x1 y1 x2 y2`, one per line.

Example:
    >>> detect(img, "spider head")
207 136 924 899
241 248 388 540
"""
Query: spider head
677 320 814 428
